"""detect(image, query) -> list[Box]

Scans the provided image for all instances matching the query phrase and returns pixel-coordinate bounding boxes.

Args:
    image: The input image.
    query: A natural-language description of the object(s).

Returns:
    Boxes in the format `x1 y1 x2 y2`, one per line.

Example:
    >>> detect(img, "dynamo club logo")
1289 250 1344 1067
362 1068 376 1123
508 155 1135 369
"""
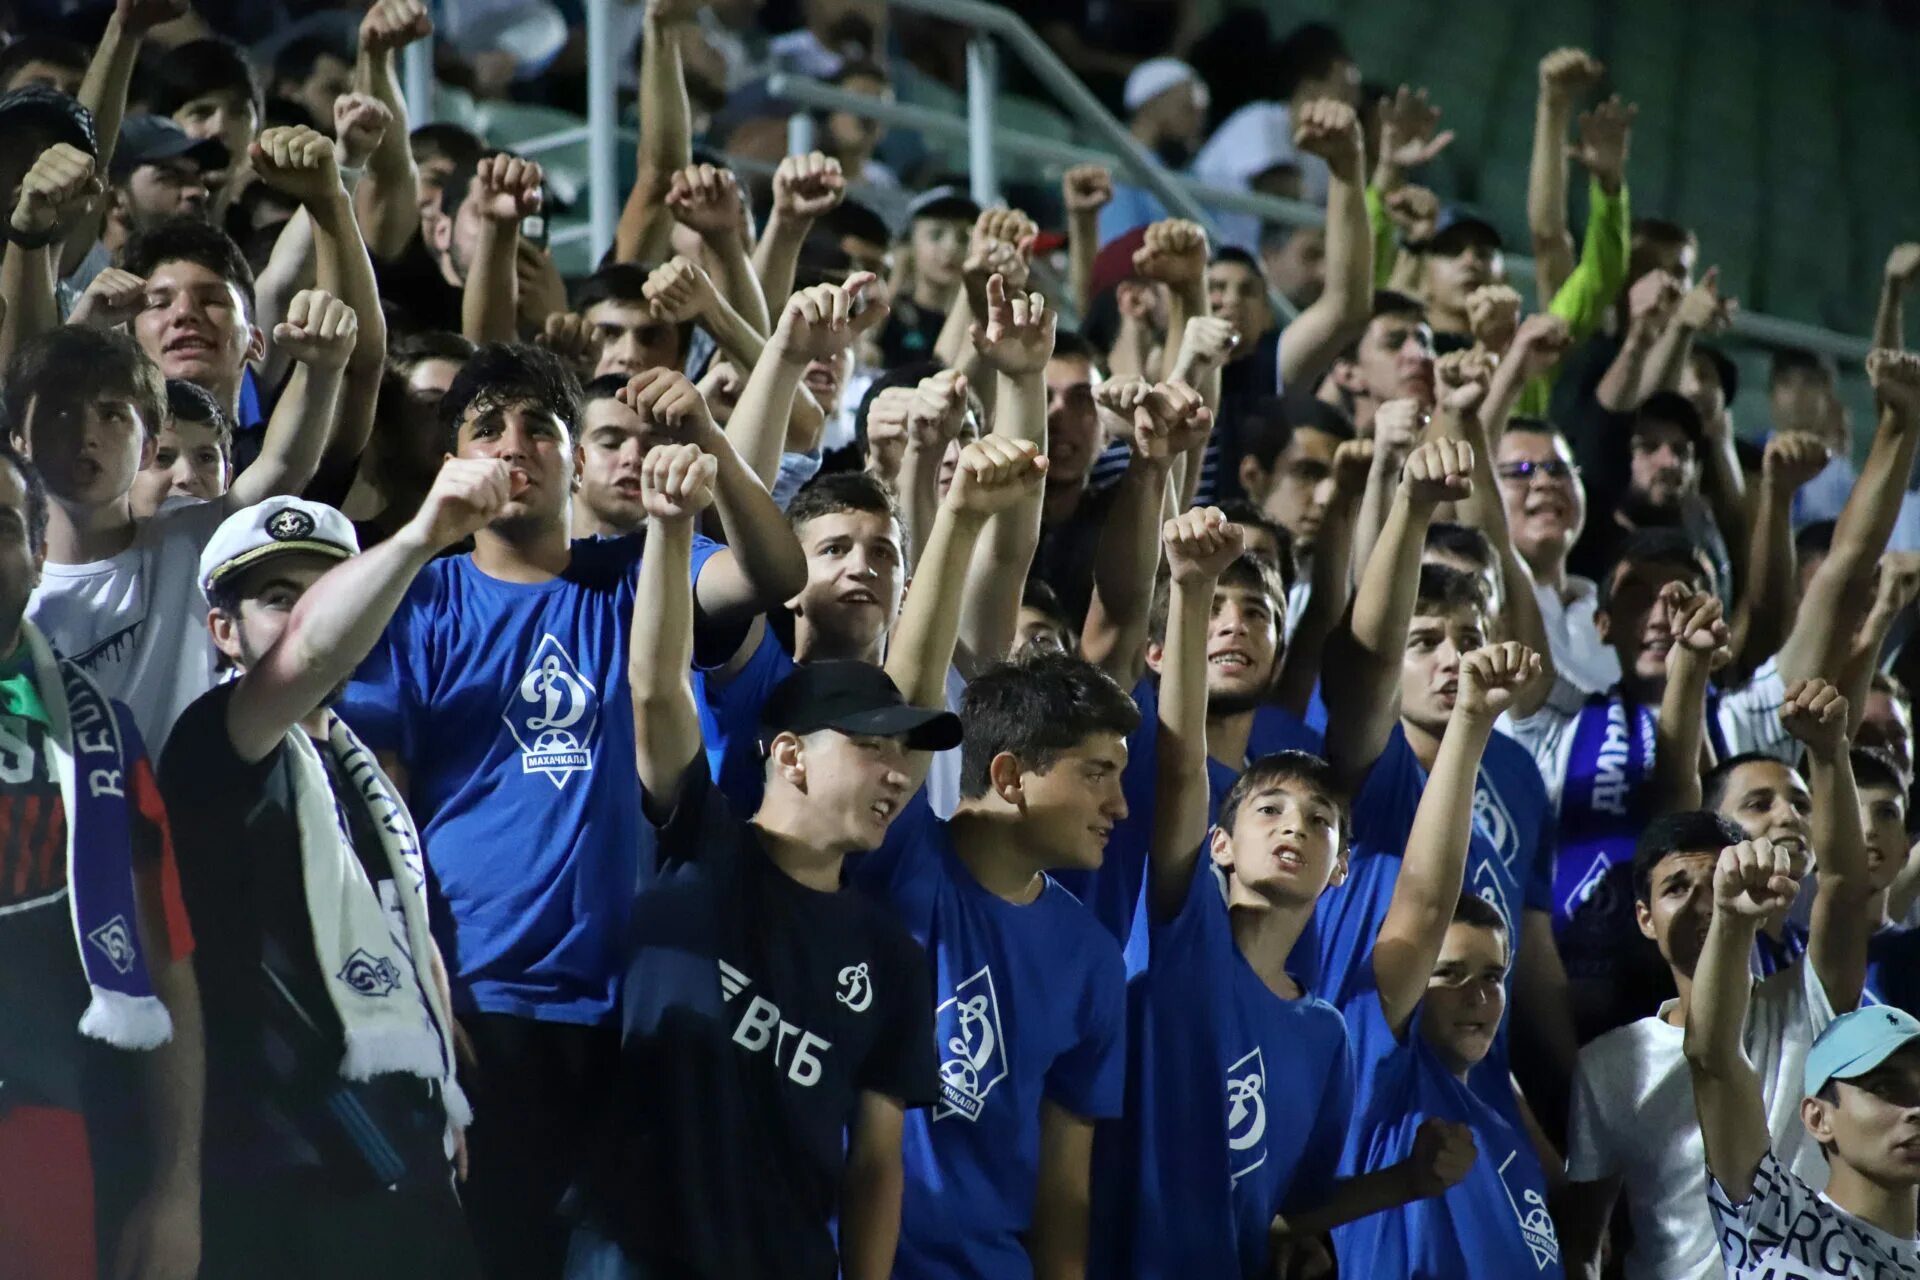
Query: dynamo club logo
1225 1045 1268 1185
86 914 139 975
934 966 1009 1122
337 947 402 997
503 634 599 788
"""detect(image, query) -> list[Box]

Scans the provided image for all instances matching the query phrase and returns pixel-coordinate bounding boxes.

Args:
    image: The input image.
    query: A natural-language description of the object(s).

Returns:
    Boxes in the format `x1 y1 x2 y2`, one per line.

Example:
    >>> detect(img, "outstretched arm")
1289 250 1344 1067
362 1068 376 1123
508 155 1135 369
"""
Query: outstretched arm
1279 101 1374 391
225 289 356 510
462 155 544 343
66 0 181 276
1148 508 1245 920
884 438 1049 792
3 143 96 360
1062 165 1113 315
1874 243 1920 352
1374 644 1539 1034
1684 841 1800 1201
353 0 433 260
666 164 770 336
1635 269 1735 405
1778 350 1920 685
1526 50 1604 307
226 459 509 761
1653 584 1729 814
630 441 720 804
841 1092 909 1280
1324 439 1474 786
1784 680 1872 1014
1733 433 1826 678
617 0 697 265
753 152 845 309
1082 380 1168 685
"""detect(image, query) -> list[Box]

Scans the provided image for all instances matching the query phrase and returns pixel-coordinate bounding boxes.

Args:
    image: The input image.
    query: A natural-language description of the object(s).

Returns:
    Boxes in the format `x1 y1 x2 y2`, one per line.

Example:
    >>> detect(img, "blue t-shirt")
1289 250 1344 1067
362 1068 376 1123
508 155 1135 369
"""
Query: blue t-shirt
339 532 724 1023
1090 854 1353 1280
1761 920 1920 1016
850 794 1127 1280
1056 677 1322 961
1333 987 1564 1278
701 621 796 814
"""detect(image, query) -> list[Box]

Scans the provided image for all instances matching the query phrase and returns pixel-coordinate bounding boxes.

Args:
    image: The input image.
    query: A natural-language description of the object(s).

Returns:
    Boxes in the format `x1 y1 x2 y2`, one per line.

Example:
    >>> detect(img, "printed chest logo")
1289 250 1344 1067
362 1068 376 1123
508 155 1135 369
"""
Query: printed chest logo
934 965 1009 1123
86 915 139 975
1563 853 1619 926
1496 1149 1561 1270
1471 859 1516 939
1473 779 1515 862
503 634 598 788
337 947 402 997
719 959 833 1087
1225 1045 1268 1185
837 962 873 1012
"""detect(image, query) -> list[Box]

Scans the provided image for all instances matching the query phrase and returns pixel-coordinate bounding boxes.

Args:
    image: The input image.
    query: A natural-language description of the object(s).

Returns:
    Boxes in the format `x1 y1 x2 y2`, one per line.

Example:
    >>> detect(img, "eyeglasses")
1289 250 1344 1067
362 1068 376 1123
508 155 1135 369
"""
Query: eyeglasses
1496 460 1581 482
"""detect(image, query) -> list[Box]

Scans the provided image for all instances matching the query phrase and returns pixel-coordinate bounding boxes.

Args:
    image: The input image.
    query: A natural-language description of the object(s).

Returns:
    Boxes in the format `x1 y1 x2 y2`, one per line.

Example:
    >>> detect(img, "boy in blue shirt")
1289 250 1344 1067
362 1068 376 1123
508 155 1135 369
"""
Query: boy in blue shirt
1094 506 1468 1279
853 416 1132 1278
338 343 809 1278
1329 639 1567 1277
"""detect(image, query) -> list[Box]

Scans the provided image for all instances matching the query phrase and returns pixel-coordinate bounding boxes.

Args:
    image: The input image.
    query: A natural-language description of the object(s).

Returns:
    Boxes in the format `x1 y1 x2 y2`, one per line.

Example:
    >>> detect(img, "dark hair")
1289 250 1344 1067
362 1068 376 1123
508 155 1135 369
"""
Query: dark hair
262 95 322 133
1795 520 1837 560
1634 390 1705 446
957 654 1141 798
1021 574 1071 623
1215 499 1295 589
580 372 631 407
0 441 51 558
410 122 486 170
0 34 89 88
1632 810 1745 902
121 216 257 315
1631 217 1697 251
1452 891 1510 945
1502 415 1569 444
1051 328 1101 365
137 37 262 118
273 33 349 85
389 330 477 376
574 264 694 364
1852 746 1908 799
1770 346 1838 389
1148 551 1288 649
1271 21 1353 100
165 378 230 443
1426 521 1494 569
1413 562 1490 617
439 343 583 452
786 469 904 546
2 327 167 444
1372 288 1427 321
1210 245 1267 279
1238 393 1353 472
1220 749 1348 841
1702 751 1802 814
1600 528 1715 608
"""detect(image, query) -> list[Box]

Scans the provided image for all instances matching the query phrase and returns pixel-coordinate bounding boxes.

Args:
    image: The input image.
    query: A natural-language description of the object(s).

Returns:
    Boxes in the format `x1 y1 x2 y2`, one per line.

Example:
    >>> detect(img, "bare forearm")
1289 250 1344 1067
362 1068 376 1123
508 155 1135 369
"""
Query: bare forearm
899 444 943 577
0 244 57 361
1351 491 1431 652
618 15 690 263
710 439 807 607
1688 912 1760 1072
144 959 203 1195
840 1155 904 1280
1351 463 1399 586
728 341 806 489
1634 321 1694 404
885 504 988 707
354 51 422 258
1275 496 1355 715
1069 211 1099 314
464 221 519 341
1738 484 1795 676
1527 96 1575 307
1279 1166 1416 1239
752 215 810 311
1875 278 1905 353
79 13 141 182
1653 655 1711 812
706 235 771 337
1595 328 1655 412
1090 458 1171 657
232 363 344 505
632 516 701 798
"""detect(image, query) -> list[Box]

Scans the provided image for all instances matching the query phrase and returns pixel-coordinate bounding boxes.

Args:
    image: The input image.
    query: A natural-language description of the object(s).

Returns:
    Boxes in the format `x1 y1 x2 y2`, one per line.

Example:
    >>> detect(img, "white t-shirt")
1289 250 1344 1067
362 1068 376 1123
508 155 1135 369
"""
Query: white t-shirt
1534 575 1621 695
27 498 228 753
1715 656 1792 762
1709 1149 1920 1278
1566 959 1837 1279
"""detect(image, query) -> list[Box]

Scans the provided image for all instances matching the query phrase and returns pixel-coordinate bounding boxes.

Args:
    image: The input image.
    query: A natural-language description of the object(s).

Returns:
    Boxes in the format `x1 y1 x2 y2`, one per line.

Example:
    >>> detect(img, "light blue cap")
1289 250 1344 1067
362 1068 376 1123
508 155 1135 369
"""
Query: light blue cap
1806 1005 1920 1098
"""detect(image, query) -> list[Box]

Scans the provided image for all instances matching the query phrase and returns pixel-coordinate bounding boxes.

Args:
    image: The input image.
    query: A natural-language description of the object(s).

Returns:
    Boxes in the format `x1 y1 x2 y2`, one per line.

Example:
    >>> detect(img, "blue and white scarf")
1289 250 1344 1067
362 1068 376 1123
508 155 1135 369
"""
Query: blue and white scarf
1552 693 1659 983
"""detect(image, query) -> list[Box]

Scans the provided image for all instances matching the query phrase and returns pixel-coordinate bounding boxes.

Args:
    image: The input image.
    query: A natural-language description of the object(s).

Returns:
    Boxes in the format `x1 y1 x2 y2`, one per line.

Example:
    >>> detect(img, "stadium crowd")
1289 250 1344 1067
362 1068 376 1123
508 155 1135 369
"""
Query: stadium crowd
7 1 1920 1278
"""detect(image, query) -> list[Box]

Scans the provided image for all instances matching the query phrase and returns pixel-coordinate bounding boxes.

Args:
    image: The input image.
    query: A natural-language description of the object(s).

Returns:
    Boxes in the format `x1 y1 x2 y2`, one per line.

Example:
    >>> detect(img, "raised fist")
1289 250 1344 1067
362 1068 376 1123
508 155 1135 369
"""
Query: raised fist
1539 48 1605 100
1872 552 1920 620
1627 269 1682 328
1570 95 1636 190
1133 380 1214 461
1332 438 1373 499
905 370 971 450
1176 315 1240 375
273 289 359 371
945 436 1048 516
639 441 717 522
1762 431 1831 492
1780 678 1850 760
535 312 601 378
1465 284 1521 353
1133 219 1208 289
641 255 717 323
970 274 1057 377
773 151 845 221
411 457 512 549
963 221 1032 302
116 0 189 35
1062 164 1113 215
1406 1118 1477 1197
774 272 888 362
249 125 343 206
1674 267 1736 334
1457 642 1542 720
1373 399 1427 467
1435 349 1493 415
861 388 912 483
1507 312 1572 378
1375 85 1454 175
360 0 433 55
1660 581 1730 672
1887 243 1920 289
1384 185 1440 244
10 143 100 236
1292 98 1364 183
1163 505 1245 585
665 163 746 241
1712 839 1800 920
620 367 717 442
333 93 393 170
1401 438 1473 507
68 268 147 329
1869 349 1920 420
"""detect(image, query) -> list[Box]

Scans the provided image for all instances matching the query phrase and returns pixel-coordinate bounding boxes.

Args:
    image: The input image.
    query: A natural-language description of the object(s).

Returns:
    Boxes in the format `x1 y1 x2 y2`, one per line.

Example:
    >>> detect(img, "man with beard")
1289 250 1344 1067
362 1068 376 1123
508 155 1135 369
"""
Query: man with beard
1097 58 1211 241
97 117 224 259
160 477 508 1276
1566 389 1732 591
1560 682 1874 1280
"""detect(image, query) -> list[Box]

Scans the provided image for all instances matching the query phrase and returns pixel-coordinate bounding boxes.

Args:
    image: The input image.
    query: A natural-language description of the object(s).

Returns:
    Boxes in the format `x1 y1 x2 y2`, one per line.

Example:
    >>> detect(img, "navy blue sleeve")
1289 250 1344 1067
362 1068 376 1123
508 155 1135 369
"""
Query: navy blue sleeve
642 751 737 871
860 924 939 1107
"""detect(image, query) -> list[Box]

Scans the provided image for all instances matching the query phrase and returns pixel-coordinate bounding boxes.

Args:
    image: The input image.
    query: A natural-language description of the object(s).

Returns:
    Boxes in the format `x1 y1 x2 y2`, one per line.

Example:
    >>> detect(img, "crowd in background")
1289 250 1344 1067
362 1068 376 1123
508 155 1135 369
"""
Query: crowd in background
7 1 1920 1279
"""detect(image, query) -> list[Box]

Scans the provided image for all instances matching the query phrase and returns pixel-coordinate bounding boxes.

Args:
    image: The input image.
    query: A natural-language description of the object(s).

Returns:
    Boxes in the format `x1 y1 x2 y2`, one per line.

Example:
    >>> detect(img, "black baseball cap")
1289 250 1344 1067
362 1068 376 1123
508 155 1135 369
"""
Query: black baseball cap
1424 207 1504 256
760 660 962 751
110 115 228 181
0 85 96 159
1695 343 1740 406
1634 389 1707 447
901 184 981 235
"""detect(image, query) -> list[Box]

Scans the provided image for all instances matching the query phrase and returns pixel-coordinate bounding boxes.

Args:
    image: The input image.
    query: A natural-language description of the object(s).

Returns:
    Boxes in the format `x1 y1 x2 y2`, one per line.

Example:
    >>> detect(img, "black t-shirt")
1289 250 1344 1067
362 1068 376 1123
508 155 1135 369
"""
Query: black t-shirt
1212 329 1283 503
877 299 947 370
159 682 449 1189
1032 480 1121 630
578 758 937 1278
375 231 464 336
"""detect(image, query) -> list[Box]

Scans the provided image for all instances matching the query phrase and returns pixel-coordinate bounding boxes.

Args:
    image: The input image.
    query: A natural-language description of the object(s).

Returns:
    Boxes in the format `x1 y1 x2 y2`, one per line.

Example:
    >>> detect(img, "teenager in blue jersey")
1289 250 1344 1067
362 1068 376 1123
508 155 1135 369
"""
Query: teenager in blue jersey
1329 639 1567 1278
1301 434 1578 1123
1093 507 1467 1280
700 276 1055 819
848 428 1131 1279
337 345 807 1278
571 440 943 1280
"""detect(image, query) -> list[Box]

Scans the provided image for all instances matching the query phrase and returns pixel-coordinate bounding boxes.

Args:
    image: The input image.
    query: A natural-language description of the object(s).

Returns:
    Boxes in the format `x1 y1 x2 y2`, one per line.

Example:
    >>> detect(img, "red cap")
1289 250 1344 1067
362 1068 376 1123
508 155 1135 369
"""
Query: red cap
1089 225 1151 301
